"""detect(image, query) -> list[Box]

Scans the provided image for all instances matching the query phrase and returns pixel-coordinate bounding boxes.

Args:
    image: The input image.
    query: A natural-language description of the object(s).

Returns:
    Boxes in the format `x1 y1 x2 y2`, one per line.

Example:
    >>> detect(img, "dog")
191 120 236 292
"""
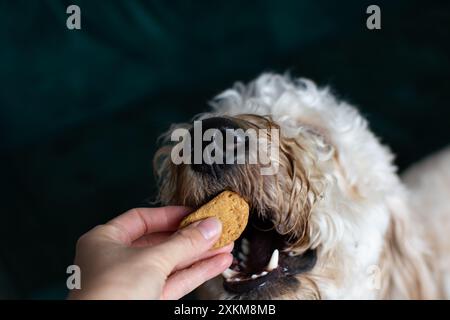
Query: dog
153 73 450 299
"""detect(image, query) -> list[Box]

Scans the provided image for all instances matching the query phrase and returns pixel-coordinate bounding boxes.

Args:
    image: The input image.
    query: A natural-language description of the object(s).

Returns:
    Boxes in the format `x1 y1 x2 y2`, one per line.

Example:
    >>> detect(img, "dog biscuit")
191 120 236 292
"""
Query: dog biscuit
179 191 249 249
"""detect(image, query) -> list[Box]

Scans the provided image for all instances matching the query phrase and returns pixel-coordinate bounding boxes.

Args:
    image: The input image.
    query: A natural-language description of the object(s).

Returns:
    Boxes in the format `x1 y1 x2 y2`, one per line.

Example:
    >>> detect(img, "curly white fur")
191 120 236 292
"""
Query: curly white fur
155 73 450 299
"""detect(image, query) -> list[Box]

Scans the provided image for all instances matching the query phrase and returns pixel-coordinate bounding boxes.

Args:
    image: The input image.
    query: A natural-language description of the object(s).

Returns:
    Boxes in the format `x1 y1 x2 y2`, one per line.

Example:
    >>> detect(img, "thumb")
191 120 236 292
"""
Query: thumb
150 217 222 273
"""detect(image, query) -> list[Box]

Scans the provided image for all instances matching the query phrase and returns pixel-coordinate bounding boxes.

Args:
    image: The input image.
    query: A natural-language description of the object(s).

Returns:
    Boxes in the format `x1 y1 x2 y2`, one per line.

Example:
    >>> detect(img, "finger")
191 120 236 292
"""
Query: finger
131 232 172 247
161 253 232 300
149 217 222 272
107 206 191 244
173 242 234 271
132 234 232 261
134 234 233 271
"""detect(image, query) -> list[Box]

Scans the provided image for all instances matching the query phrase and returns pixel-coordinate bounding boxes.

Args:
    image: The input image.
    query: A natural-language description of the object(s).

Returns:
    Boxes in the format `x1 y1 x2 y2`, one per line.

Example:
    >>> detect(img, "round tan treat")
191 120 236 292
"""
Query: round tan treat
179 191 249 249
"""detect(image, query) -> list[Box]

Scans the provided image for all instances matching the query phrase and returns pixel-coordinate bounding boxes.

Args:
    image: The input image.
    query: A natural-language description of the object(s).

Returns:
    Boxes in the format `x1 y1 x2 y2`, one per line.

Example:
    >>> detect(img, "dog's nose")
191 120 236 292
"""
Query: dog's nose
189 117 242 175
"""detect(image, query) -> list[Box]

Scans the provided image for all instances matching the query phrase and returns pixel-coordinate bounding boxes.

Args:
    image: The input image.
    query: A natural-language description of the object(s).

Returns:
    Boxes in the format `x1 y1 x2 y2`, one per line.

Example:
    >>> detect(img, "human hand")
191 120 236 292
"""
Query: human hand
68 206 233 300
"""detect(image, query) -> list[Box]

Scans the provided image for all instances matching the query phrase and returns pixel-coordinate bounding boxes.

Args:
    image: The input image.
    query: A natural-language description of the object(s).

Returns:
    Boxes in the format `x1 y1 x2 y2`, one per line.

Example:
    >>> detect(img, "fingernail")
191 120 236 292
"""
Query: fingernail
197 217 221 240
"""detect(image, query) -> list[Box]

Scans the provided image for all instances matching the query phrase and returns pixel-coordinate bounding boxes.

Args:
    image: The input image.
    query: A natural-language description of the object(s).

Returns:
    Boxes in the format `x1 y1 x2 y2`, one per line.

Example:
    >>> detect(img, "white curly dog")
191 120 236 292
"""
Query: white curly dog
154 73 450 299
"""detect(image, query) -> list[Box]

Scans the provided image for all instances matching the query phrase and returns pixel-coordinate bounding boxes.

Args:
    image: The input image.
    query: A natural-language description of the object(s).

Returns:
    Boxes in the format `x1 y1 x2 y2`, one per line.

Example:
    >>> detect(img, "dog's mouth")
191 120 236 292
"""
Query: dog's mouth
221 211 317 294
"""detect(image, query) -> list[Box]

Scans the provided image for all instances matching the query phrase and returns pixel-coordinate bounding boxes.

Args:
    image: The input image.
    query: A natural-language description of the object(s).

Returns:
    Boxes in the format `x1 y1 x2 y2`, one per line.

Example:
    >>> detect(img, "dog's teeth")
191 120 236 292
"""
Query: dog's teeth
266 249 279 271
250 271 269 280
222 268 239 279
238 252 247 261
241 239 250 255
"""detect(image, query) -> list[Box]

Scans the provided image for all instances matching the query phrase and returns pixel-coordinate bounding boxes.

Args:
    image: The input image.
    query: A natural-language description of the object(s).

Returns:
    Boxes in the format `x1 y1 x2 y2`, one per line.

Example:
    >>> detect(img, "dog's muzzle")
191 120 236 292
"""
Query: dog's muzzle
184 116 317 296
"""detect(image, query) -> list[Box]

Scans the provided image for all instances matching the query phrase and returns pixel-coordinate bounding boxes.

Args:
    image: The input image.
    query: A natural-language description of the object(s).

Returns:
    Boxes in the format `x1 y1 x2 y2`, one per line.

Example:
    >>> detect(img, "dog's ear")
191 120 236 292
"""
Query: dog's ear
378 198 438 299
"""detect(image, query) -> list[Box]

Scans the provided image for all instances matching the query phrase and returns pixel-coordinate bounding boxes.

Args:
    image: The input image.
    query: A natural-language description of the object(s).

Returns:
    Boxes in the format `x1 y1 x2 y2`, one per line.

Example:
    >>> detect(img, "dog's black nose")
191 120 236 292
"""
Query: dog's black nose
189 117 242 175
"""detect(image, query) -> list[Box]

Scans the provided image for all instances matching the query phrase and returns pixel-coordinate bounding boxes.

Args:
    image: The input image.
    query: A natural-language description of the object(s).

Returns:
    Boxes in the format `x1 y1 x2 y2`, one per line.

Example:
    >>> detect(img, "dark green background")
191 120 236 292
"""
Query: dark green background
0 0 449 299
